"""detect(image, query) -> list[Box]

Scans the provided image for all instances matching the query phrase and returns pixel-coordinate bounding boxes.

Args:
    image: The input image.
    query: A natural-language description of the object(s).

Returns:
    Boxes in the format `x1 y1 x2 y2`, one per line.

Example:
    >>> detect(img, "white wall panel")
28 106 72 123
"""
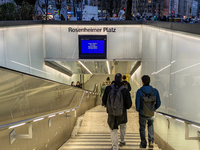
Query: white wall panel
45 25 142 60
4 27 30 73
123 26 142 59
44 25 61 59
28 25 45 78
170 32 200 122
107 26 124 59
130 65 142 107
140 26 200 150
153 29 173 113
0 29 5 66
61 25 79 59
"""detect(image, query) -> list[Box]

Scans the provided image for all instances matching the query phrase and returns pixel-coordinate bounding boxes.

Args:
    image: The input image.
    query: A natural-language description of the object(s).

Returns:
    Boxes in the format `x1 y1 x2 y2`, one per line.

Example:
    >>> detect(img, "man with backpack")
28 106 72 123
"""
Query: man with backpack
135 75 161 148
122 75 131 91
102 73 132 150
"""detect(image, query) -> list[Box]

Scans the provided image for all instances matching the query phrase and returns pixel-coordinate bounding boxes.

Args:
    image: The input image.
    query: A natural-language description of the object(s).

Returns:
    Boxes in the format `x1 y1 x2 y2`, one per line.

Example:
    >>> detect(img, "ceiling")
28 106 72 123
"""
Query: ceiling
55 61 137 75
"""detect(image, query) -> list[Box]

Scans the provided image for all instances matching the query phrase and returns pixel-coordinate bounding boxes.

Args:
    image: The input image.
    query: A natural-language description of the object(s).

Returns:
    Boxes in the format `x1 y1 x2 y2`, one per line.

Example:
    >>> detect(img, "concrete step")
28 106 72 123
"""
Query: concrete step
59 132 160 150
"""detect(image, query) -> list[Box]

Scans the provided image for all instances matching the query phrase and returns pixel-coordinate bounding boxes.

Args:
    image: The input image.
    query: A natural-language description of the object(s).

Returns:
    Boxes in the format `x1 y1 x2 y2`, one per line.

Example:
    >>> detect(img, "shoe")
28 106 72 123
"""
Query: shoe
140 144 146 148
119 141 126 147
149 141 154 148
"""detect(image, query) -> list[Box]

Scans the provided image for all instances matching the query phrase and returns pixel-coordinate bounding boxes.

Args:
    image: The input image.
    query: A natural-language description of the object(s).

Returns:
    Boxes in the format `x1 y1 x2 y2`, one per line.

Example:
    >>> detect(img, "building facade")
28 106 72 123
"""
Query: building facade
132 0 159 16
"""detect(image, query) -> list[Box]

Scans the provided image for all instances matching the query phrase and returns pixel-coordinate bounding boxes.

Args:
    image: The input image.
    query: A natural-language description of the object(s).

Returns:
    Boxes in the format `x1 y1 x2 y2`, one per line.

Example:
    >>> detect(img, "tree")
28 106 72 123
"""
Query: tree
101 0 122 17
0 2 16 20
72 0 82 17
35 0 49 20
14 0 36 6
126 0 132 20
15 1 34 20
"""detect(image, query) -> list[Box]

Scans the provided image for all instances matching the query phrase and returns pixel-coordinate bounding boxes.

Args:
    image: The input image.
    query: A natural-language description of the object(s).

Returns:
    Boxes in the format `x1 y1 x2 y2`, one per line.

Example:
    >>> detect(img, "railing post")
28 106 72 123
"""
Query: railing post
10 122 32 145
185 123 200 141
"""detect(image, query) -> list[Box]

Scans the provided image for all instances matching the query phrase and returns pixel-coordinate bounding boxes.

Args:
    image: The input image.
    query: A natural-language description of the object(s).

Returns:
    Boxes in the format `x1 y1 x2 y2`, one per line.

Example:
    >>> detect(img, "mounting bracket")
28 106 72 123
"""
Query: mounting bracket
185 123 200 141
10 122 32 145
66 110 76 118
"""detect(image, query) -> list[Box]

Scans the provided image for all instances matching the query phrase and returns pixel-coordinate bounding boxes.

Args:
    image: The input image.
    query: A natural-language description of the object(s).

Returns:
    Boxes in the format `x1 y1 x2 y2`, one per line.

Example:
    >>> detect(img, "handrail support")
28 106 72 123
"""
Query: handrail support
10 122 32 145
185 123 200 141
66 110 76 118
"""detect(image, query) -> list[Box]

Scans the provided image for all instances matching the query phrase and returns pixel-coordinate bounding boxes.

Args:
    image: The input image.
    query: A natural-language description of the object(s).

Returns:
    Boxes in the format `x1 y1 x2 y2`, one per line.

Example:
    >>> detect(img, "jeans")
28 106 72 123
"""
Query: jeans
139 115 155 148
110 123 126 150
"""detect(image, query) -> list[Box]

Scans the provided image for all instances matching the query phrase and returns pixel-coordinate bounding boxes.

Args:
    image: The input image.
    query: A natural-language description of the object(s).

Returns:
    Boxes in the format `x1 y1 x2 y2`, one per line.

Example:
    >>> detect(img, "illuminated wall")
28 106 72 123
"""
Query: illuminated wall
0 25 80 85
44 25 142 60
141 25 200 150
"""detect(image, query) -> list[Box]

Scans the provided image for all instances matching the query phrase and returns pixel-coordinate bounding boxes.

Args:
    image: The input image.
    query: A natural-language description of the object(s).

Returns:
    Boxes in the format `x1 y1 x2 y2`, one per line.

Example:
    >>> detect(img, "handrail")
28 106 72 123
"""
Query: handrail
156 111 200 141
0 90 98 131
93 83 98 92
156 111 200 127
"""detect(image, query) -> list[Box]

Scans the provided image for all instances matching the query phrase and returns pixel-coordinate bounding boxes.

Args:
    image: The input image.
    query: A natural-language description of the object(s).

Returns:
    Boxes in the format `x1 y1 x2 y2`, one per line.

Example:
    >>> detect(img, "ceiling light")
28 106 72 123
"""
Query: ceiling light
106 61 110 74
78 61 93 75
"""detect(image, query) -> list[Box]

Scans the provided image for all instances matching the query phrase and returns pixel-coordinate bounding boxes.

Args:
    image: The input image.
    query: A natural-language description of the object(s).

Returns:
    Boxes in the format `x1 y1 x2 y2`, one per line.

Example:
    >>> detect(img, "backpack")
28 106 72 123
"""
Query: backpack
123 82 129 90
107 85 125 116
141 89 156 117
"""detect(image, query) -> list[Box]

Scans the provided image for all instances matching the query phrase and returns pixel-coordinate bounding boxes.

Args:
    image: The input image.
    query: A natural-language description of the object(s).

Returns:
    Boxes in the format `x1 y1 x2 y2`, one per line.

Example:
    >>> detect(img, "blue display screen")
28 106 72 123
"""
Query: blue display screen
81 40 105 54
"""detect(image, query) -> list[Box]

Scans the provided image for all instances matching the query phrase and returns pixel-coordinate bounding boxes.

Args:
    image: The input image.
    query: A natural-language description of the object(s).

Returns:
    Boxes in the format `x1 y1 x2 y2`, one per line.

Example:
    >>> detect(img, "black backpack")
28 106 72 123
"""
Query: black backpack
123 82 129 90
107 85 125 116
141 89 156 117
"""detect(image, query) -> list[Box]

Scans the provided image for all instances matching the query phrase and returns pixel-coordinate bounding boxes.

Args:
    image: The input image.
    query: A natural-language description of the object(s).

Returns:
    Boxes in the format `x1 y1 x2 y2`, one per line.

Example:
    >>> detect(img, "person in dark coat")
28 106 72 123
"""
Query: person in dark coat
122 75 131 92
102 73 132 150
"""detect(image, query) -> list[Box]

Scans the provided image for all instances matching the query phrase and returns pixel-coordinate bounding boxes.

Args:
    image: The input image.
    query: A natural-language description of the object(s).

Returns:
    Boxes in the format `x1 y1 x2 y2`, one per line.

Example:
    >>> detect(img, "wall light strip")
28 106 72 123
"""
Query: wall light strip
171 60 176 64
171 62 200 75
48 114 56 118
131 66 141 77
152 64 171 75
66 110 70 113
191 124 200 129
106 61 110 74
78 61 93 75
72 109 75 111
9 123 26 129
165 115 172 119
158 113 162 115
11 60 51 75
175 119 184 123
59 112 64 115
33 118 44 122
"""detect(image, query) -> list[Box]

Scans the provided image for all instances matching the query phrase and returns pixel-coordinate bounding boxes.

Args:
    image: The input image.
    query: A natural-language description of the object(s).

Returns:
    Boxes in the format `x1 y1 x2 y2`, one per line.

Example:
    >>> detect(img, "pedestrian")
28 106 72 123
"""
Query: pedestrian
60 14 65 20
100 81 107 97
71 81 75 86
106 77 112 86
135 75 161 148
76 81 81 88
102 73 132 150
122 75 131 91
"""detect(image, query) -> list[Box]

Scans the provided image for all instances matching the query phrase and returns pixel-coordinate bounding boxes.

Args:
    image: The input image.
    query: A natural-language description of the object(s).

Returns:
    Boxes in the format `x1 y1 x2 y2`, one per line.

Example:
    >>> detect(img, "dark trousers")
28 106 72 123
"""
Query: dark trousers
139 115 155 148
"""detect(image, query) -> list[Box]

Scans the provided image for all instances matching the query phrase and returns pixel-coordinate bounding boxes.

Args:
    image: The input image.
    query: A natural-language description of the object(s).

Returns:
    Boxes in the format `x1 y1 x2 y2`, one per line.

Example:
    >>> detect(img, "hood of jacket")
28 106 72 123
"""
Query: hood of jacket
140 85 154 95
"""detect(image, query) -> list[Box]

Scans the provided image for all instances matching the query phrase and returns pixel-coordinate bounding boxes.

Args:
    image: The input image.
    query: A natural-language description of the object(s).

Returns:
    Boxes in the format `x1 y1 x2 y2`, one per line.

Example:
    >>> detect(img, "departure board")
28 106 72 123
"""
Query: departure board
79 35 107 59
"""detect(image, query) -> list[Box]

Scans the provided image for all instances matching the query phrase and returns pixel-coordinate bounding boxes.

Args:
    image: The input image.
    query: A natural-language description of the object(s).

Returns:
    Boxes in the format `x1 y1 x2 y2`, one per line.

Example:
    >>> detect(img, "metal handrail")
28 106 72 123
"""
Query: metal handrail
156 111 200 127
0 90 98 131
156 111 200 141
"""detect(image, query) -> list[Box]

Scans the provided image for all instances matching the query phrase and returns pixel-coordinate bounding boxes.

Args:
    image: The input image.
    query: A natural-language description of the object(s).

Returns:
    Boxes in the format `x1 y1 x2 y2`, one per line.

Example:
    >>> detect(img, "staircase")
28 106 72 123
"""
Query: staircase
59 106 161 150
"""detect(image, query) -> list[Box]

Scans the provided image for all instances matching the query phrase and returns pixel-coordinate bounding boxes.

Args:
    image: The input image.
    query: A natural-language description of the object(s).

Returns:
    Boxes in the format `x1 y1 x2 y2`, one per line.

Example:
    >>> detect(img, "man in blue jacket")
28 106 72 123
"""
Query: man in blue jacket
135 75 161 148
